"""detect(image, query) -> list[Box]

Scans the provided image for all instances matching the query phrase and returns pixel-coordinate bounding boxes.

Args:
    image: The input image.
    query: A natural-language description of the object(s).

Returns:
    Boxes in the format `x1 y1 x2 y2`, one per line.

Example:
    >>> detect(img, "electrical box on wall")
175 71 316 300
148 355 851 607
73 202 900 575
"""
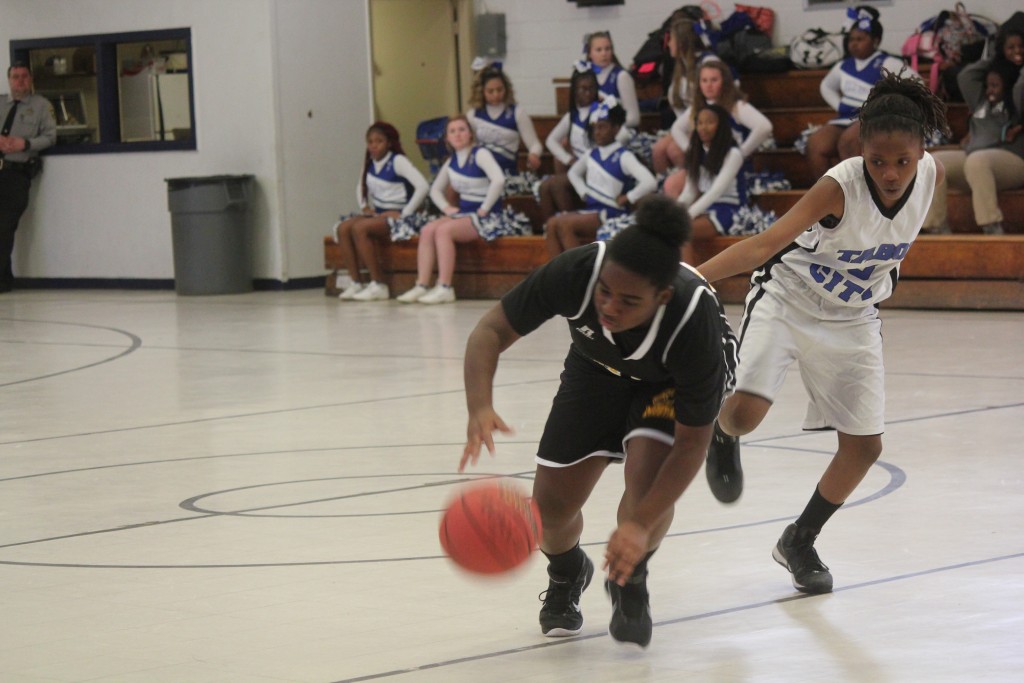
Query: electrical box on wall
475 13 506 57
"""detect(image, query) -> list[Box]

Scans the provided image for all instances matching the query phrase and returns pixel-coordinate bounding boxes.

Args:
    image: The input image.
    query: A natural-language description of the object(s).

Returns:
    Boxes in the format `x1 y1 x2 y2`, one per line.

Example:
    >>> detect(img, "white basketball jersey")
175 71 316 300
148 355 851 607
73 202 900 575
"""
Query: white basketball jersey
780 152 936 307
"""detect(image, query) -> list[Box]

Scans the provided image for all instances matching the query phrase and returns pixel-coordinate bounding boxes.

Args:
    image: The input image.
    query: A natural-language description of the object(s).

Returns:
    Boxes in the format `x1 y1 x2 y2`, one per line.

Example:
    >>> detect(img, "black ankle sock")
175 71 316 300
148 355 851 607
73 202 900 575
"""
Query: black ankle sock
543 543 585 578
795 485 843 536
630 548 656 580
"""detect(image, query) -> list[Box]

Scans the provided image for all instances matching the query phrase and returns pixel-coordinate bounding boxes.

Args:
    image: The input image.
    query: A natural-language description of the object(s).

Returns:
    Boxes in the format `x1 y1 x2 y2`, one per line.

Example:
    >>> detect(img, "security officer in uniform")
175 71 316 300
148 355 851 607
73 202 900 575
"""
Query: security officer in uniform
0 61 56 292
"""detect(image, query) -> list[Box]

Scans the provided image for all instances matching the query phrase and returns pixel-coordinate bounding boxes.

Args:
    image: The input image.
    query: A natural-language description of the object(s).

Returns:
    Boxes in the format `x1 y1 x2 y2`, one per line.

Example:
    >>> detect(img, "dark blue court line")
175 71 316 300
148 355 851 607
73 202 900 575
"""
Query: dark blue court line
0 378 557 447
0 443 522 483
0 319 142 388
0 471 537 556
0 395 1009 480
0 449 892 566
328 549 1024 683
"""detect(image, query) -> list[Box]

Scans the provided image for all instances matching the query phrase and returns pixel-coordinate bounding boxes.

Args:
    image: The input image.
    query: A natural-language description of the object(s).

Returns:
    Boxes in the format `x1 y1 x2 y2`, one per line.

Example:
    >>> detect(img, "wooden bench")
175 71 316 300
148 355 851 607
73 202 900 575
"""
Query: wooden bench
325 235 547 300
324 233 1024 310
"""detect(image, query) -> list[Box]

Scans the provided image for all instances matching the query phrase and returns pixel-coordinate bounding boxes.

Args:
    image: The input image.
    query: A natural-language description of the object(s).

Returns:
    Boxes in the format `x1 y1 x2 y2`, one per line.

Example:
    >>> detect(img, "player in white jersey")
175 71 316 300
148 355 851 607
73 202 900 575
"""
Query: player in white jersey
697 70 950 594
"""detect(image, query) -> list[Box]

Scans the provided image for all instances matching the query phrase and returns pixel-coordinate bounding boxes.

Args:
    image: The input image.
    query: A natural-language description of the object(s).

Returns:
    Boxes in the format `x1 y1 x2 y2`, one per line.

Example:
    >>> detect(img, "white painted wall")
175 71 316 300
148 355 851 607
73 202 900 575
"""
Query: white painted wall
474 0 1012 115
2 0 371 284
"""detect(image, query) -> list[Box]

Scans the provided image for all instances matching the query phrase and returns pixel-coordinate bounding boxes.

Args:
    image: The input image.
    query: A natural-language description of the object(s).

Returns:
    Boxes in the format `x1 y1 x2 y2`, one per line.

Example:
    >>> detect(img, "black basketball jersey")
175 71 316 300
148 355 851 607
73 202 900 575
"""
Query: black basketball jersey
501 241 737 426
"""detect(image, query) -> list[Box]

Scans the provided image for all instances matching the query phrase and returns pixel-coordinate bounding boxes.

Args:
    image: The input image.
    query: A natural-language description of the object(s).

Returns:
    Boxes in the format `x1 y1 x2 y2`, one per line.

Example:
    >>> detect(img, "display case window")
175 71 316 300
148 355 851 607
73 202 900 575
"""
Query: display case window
10 28 195 154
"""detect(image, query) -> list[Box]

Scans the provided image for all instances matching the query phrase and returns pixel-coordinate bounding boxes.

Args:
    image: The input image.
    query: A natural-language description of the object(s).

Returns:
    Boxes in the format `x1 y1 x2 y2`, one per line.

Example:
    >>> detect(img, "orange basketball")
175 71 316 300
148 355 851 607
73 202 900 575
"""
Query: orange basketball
439 480 542 575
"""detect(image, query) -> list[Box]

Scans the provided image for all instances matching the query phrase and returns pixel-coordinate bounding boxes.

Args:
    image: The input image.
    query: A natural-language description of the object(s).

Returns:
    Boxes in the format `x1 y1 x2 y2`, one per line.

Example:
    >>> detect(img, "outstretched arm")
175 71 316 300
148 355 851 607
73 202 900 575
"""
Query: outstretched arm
461 303 522 471
696 175 844 284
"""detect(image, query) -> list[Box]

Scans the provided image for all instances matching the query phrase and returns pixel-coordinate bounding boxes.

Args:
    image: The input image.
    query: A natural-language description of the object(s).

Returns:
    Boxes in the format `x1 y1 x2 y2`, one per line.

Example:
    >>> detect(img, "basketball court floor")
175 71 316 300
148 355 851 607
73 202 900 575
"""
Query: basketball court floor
1 289 1021 682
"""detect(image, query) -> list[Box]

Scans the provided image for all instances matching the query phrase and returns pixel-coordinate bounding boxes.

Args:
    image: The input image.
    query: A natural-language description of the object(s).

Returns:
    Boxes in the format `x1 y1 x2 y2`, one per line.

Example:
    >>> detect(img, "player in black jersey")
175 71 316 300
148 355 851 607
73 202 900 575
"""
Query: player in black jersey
460 195 737 647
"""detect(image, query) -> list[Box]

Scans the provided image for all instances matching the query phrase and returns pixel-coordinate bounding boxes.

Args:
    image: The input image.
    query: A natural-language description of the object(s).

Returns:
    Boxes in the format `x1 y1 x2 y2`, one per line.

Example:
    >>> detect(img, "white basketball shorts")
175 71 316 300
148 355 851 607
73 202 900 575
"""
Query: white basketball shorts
735 269 885 436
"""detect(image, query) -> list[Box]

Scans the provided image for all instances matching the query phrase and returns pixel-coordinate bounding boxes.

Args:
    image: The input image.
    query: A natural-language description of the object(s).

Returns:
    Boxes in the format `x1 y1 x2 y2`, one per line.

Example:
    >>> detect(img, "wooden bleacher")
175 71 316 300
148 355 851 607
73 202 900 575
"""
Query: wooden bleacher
325 68 1024 310
324 233 1024 310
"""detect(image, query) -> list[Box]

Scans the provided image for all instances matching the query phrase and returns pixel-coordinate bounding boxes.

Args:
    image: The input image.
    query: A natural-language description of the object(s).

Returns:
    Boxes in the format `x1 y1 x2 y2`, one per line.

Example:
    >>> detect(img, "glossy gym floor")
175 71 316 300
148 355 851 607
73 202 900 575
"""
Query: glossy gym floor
1 289 1021 682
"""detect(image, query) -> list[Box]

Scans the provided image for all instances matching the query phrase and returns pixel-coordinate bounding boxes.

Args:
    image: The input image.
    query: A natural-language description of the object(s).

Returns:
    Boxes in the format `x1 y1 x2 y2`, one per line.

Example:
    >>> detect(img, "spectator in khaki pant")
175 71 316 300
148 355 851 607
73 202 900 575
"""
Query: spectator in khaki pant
923 33 1024 235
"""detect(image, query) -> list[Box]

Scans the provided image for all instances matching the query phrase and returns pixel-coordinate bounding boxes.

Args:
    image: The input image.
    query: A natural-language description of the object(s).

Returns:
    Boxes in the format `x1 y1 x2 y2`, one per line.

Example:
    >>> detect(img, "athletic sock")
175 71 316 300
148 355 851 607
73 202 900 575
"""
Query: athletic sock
543 543 585 578
794 485 843 536
631 548 656 579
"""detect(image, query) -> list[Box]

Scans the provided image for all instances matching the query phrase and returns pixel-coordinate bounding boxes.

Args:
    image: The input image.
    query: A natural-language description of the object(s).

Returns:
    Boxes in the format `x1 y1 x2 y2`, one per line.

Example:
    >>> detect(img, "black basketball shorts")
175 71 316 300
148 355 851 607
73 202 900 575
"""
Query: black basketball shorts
536 351 676 467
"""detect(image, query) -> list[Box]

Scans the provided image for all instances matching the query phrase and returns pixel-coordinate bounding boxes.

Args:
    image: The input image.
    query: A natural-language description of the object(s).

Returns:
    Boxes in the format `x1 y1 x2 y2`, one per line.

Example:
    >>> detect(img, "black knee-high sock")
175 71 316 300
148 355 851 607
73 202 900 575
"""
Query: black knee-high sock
543 543 585 578
795 485 843 536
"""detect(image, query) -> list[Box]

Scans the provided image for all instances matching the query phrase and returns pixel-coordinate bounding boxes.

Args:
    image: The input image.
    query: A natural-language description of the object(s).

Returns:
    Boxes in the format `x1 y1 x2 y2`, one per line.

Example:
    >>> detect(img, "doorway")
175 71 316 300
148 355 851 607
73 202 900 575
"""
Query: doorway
369 0 475 178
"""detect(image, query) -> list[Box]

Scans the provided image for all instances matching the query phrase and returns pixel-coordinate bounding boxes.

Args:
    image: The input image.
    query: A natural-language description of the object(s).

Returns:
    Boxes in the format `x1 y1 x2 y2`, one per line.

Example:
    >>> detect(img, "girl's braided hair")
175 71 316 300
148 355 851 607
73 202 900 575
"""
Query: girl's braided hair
858 68 951 142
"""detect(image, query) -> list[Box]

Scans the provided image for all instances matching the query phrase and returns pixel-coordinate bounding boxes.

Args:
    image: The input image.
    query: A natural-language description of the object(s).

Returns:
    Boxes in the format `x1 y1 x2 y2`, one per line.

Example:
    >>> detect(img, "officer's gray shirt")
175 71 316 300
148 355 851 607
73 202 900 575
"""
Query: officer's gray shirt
0 92 57 161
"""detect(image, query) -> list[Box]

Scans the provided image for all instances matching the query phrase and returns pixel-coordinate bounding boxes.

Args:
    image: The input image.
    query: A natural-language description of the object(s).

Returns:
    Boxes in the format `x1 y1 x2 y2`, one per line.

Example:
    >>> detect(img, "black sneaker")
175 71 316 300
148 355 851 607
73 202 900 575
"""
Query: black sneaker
538 555 594 636
772 523 833 594
706 423 742 503
604 571 652 647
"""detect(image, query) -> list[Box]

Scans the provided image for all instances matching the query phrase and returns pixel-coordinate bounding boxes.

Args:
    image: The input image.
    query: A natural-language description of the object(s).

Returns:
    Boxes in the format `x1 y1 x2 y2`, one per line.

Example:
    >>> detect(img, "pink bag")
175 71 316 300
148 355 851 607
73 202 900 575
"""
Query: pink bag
902 30 943 93
902 3 996 92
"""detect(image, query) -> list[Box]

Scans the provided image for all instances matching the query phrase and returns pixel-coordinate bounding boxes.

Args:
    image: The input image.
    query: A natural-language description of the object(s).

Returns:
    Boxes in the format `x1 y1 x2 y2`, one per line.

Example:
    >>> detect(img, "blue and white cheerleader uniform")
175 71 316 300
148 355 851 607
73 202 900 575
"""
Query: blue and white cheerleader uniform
565 140 656 241
820 50 909 127
591 61 651 165
545 104 594 169
467 104 544 196
677 146 751 236
334 151 431 242
432 145 531 241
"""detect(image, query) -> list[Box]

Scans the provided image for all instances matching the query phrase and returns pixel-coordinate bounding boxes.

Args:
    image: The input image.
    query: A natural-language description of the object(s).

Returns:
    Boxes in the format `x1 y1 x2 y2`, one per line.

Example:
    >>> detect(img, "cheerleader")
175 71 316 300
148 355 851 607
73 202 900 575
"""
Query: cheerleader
332 121 429 301
543 98 657 259
397 116 530 305
664 60 772 199
466 63 544 190
651 15 720 174
807 6 909 179
583 31 640 143
537 64 599 224
674 104 749 265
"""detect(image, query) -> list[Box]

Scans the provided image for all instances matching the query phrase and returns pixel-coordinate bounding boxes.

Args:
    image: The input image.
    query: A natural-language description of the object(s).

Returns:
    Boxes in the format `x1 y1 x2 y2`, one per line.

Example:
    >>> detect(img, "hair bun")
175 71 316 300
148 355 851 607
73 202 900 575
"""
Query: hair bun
633 195 688 249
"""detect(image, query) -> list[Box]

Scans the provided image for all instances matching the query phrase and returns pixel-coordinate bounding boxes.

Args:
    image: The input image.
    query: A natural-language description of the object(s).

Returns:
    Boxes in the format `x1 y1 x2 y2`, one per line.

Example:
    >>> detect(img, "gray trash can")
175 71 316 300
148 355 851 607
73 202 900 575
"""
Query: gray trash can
165 174 255 295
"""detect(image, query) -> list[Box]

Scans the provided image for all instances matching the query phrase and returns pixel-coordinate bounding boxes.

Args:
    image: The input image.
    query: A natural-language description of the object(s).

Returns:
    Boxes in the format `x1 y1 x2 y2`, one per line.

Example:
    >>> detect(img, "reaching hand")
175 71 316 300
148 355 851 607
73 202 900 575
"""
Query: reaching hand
604 520 649 586
460 407 513 472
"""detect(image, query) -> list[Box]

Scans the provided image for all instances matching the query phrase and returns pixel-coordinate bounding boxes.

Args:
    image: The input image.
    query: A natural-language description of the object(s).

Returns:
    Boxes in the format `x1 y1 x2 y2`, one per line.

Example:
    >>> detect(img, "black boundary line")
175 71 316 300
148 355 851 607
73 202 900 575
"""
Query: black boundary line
328 550 1024 683
0 445 537 483
0 392 1016 566
0 450 894 565
0 377 557 447
0 319 142 387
